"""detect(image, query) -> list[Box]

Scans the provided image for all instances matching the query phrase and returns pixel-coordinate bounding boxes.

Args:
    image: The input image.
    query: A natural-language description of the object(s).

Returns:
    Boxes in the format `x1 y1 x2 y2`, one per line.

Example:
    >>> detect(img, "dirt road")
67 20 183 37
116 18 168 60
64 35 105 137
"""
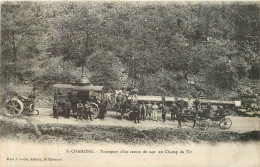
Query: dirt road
0 107 259 145
1 107 259 133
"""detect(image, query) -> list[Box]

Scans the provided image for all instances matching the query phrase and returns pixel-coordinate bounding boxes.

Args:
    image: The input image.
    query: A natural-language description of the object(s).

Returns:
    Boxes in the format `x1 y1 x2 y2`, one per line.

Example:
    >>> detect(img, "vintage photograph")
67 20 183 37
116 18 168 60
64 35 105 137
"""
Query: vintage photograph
0 1 259 166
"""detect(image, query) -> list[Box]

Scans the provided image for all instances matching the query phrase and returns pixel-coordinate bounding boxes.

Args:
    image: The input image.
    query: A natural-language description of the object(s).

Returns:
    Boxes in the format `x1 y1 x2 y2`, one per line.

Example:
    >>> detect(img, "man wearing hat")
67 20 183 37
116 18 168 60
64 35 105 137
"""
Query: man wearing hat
84 101 93 121
133 103 140 124
152 102 159 121
76 100 84 120
53 101 61 119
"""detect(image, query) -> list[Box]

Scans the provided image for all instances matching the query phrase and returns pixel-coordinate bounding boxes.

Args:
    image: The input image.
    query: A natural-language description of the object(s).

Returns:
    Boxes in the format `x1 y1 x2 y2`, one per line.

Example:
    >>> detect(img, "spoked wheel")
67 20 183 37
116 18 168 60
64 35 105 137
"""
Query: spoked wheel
219 118 232 130
90 102 99 118
5 99 24 117
195 120 209 130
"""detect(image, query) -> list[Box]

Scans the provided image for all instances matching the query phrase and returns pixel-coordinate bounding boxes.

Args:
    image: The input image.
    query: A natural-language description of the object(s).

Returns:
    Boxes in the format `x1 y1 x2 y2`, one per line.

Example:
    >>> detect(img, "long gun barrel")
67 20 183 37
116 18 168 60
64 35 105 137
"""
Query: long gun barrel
128 95 241 107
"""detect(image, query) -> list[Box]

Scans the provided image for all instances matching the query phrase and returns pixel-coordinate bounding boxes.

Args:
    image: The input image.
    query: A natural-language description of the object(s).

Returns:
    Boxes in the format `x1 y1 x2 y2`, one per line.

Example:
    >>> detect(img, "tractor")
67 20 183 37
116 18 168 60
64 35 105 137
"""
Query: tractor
5 86 39 117
53 76 104 118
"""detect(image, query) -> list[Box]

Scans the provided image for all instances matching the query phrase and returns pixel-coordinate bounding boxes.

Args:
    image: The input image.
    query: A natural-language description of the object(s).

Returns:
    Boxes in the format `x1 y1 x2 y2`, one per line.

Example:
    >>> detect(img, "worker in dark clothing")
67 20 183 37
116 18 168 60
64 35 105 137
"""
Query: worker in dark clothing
176 99 185 128
192 98 201 128
64 99 71 118
161 104 167 122
140 102 146 121
133 103 140 124
116 92 123 104
115 102 121 114
84 101 92 121
193 97 201 112
97 102 107 120
76 100 84 120
191 106 197 128
170 103 178 121
53 102 61 119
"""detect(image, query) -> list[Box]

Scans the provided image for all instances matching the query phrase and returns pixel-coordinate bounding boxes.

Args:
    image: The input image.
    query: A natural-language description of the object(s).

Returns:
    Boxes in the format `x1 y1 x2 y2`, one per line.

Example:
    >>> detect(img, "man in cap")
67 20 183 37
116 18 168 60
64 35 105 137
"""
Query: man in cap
133 103 140 124
140 102 147 121
152 102 159 121
161 104 167 122
53 101 61 119
146 101 152 120
76 100 84 120
84 101 92 121
170 102 178 121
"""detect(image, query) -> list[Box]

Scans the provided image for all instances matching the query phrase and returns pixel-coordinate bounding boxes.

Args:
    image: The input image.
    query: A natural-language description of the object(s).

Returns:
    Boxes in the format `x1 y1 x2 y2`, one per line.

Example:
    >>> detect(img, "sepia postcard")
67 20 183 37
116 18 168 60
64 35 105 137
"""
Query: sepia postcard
0 1 259 167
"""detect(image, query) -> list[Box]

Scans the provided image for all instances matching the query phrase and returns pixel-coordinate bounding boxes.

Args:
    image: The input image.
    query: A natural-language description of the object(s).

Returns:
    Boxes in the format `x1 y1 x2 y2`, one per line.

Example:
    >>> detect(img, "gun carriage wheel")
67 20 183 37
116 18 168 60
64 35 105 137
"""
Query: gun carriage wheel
219 118 232 130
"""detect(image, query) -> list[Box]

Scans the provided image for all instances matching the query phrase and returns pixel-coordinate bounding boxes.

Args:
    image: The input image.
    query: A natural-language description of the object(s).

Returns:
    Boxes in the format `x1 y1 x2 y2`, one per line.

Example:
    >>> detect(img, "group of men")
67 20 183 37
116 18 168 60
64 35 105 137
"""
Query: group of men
53 99 107 121
126 97 202 127
131 101 166 124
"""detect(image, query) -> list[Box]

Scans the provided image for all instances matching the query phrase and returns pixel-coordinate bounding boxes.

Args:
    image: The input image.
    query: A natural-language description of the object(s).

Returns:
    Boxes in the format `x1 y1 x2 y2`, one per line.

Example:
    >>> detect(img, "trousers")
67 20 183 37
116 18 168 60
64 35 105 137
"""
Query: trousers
152 110 157 120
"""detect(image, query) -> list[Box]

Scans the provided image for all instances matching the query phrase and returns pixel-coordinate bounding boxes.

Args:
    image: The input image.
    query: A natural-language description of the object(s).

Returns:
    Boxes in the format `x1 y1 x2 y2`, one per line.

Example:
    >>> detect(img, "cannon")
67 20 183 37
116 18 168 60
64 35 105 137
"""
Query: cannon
124 94 241 120
5 86 39 117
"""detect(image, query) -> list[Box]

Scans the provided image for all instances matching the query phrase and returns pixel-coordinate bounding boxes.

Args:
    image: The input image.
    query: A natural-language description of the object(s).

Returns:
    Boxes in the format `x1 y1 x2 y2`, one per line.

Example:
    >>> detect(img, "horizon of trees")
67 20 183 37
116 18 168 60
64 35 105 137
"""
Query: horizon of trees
1 2 259 99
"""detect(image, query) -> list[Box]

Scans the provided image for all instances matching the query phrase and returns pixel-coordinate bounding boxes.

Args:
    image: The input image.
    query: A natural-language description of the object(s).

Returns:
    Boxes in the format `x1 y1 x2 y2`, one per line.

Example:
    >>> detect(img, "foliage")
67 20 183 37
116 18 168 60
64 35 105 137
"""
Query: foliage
1 2 259 99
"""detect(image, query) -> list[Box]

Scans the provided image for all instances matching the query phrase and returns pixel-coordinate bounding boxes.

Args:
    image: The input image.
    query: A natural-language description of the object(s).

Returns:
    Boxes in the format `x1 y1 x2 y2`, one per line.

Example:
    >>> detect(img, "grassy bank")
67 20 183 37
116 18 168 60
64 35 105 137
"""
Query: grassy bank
0 120 259 145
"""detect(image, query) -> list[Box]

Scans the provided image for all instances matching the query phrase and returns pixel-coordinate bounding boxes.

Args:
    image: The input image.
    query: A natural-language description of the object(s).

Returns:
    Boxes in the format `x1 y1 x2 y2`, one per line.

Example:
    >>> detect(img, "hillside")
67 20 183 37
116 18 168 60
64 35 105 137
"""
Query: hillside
1 2 260 103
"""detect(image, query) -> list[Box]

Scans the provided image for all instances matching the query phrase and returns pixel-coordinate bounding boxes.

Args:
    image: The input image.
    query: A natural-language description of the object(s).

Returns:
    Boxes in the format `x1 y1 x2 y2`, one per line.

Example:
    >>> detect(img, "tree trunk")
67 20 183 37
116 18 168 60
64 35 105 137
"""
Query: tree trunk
11 31 17 79
11 31 17 63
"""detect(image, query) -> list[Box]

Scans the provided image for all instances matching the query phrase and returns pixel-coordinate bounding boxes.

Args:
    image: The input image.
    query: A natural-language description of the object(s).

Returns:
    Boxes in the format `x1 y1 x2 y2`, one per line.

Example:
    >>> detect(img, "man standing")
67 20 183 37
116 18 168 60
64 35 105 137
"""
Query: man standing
152 102 158 121
116 92 123 104
146 101 152 120
193 97 201 128
97 102 107 120
176 98 185 128
133 103 140 124
64 99 71 118
193 97 201 114
170 102 178 121
115 101 121 115
140 102 146 121
76 100 84 120
53 102 61 119
161 104 167 122
84 101 92 121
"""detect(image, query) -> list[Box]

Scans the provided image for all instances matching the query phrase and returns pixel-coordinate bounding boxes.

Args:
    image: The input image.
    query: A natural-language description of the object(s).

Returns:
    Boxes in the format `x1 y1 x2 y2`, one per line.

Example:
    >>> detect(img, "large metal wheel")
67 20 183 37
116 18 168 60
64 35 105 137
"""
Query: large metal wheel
5 99 24 117
89 102 99 118
219 118 232 130
195 120 209 130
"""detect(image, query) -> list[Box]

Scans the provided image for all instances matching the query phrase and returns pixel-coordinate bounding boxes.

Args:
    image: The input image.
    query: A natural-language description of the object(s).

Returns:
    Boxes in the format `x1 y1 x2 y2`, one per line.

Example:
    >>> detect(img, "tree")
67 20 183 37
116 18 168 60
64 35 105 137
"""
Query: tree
1 2 48 83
